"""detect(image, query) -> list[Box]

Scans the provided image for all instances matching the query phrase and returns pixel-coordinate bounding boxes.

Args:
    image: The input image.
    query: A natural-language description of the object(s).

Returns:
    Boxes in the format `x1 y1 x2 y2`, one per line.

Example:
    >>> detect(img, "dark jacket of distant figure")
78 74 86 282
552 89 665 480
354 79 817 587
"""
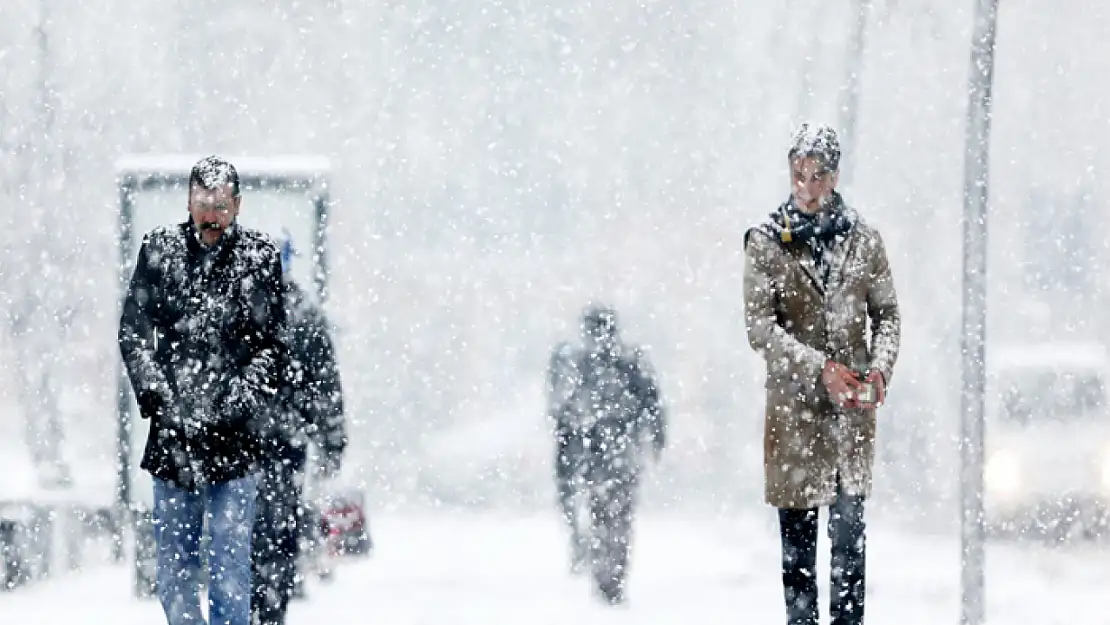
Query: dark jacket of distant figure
261 280 347 473
118 221 288 491
548 343 666 473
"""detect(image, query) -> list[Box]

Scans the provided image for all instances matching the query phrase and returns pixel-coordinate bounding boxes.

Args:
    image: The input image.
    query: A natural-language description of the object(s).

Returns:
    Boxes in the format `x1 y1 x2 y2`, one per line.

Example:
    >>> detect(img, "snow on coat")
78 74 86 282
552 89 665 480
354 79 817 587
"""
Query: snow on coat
118 221 288 491
743 205 900 509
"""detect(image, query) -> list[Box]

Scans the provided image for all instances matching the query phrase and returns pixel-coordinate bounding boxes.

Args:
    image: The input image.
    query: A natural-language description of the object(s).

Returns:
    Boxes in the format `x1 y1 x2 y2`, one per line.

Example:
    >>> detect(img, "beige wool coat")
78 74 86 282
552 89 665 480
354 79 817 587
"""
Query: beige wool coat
743 208 900 510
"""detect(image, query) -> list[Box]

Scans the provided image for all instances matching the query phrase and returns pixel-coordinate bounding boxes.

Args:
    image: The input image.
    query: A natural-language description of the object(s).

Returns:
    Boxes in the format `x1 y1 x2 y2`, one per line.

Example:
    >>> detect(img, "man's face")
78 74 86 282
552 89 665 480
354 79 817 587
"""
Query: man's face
582 316 618 356
790 156 838 214
188 184 240 245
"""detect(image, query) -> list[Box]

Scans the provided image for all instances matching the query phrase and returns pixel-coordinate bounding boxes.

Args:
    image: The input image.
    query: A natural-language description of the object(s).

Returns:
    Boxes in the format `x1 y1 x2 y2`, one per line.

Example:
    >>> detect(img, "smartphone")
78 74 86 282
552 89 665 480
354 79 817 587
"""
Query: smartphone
856 382 876 405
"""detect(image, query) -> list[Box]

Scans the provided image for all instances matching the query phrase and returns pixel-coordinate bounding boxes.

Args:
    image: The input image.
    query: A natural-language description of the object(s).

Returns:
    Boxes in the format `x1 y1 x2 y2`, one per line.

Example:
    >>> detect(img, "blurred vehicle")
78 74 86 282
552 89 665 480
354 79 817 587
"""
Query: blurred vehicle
290 466 372 601
290 472 372 599
984 341 1110 540
319 488 372 557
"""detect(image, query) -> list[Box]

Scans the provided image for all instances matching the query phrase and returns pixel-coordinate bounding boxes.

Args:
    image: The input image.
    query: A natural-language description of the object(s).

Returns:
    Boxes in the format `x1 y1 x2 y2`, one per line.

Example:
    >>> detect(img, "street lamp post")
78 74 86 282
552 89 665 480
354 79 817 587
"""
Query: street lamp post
838 0 870 190
960 0 1000 624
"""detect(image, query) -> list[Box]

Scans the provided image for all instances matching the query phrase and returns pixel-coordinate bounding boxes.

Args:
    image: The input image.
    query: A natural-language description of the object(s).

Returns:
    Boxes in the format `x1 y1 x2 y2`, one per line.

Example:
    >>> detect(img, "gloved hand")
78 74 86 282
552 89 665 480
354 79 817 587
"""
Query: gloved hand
216 375 260 427
137 387 173 422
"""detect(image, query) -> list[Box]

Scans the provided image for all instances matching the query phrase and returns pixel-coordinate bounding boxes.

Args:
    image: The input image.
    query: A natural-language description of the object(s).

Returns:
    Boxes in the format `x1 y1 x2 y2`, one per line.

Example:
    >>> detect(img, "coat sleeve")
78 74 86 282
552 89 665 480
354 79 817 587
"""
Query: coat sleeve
545 353 562 428
303 315 347 459
118 236 170 416
545 346 577 431
865 229 901 385
630 353 666 452
743 230 828 386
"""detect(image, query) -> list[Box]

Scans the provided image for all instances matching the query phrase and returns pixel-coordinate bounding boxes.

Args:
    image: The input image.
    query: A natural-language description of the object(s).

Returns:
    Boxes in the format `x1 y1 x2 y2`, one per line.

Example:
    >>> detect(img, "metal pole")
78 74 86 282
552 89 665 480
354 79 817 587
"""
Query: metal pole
838 0 869 190
115 180 136 565
960 0 999 624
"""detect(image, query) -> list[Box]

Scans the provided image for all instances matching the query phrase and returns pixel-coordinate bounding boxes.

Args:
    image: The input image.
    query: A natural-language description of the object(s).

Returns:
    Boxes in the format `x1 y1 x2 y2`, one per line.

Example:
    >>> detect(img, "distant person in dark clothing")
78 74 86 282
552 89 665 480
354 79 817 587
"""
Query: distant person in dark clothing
119 155 287 625
250 236 347 625
546 305 666 605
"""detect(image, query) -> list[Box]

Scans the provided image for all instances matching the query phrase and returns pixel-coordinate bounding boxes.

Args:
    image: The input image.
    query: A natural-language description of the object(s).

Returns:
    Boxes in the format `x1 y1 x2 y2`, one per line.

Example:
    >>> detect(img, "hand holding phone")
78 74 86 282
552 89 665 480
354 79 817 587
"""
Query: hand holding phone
855 370 886 408
822 361 862 407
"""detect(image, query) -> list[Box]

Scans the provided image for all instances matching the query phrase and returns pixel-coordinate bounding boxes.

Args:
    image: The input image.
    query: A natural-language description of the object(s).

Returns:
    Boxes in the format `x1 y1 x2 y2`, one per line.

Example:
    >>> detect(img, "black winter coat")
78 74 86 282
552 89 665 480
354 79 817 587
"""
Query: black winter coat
118 221 288 491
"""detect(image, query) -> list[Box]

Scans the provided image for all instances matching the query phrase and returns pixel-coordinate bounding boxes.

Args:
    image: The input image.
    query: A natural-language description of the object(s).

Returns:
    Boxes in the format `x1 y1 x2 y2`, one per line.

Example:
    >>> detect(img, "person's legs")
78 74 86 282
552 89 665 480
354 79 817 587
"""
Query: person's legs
251 464 301 625
828 490 866 625
778 507 819 625
206 474 258 625
555 431 587 570
152 478 206 625
592 470 637 604
555 433 577 528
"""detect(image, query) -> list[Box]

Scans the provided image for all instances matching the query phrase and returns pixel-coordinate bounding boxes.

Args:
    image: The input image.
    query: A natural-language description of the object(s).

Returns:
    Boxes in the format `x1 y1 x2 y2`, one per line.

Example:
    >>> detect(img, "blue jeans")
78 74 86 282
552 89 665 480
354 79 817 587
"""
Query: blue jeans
153 474 258 625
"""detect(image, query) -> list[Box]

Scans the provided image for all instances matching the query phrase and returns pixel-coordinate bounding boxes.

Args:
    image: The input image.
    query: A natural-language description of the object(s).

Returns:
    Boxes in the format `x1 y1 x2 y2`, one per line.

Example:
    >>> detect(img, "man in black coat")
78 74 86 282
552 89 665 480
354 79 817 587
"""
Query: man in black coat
250 243 347 625
119 156 287 625
547 305 666 605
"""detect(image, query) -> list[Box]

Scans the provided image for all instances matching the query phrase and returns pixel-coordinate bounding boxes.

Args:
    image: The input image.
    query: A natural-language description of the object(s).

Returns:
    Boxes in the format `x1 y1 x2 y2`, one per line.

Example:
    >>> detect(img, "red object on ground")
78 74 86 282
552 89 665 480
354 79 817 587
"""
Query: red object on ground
319 491 368 557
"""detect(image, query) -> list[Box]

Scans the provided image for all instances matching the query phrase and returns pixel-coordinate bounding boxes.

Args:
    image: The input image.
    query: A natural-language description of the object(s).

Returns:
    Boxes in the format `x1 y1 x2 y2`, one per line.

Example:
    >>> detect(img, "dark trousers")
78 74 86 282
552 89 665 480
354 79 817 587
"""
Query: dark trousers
250 462 302 625
556 426 640 603
588 470 637 602
778 488 866 625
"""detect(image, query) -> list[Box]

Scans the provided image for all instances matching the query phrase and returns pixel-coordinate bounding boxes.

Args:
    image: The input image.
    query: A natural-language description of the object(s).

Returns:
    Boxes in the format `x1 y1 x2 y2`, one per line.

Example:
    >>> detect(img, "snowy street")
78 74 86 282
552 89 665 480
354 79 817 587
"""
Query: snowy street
2 511 1107 624
1 0 1108 624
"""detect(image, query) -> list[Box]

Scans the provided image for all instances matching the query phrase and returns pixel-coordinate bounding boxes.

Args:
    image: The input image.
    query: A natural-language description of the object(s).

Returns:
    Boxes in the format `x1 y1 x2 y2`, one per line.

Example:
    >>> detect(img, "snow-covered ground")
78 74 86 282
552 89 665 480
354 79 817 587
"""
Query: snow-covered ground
2 511 1108 624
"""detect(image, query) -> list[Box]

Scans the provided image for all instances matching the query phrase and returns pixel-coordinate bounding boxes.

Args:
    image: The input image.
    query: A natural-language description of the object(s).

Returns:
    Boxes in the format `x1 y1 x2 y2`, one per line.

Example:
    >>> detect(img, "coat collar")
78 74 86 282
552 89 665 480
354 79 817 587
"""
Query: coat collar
180 220 240 270
748 204 863 296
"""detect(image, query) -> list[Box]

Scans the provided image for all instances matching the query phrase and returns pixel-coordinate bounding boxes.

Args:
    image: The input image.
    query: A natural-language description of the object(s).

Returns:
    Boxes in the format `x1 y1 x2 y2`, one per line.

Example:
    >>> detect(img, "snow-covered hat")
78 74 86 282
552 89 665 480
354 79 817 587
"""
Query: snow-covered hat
788 122 841 173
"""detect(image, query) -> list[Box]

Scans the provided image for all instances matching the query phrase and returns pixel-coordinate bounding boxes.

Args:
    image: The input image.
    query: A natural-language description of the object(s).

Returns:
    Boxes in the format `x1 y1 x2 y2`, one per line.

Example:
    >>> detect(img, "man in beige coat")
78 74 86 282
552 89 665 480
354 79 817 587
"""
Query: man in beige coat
743 123 900 625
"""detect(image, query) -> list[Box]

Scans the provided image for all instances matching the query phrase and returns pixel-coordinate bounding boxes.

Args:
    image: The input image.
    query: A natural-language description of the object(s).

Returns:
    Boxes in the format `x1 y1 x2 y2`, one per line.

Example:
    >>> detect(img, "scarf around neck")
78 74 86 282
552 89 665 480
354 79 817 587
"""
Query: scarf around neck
761 192 855 285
